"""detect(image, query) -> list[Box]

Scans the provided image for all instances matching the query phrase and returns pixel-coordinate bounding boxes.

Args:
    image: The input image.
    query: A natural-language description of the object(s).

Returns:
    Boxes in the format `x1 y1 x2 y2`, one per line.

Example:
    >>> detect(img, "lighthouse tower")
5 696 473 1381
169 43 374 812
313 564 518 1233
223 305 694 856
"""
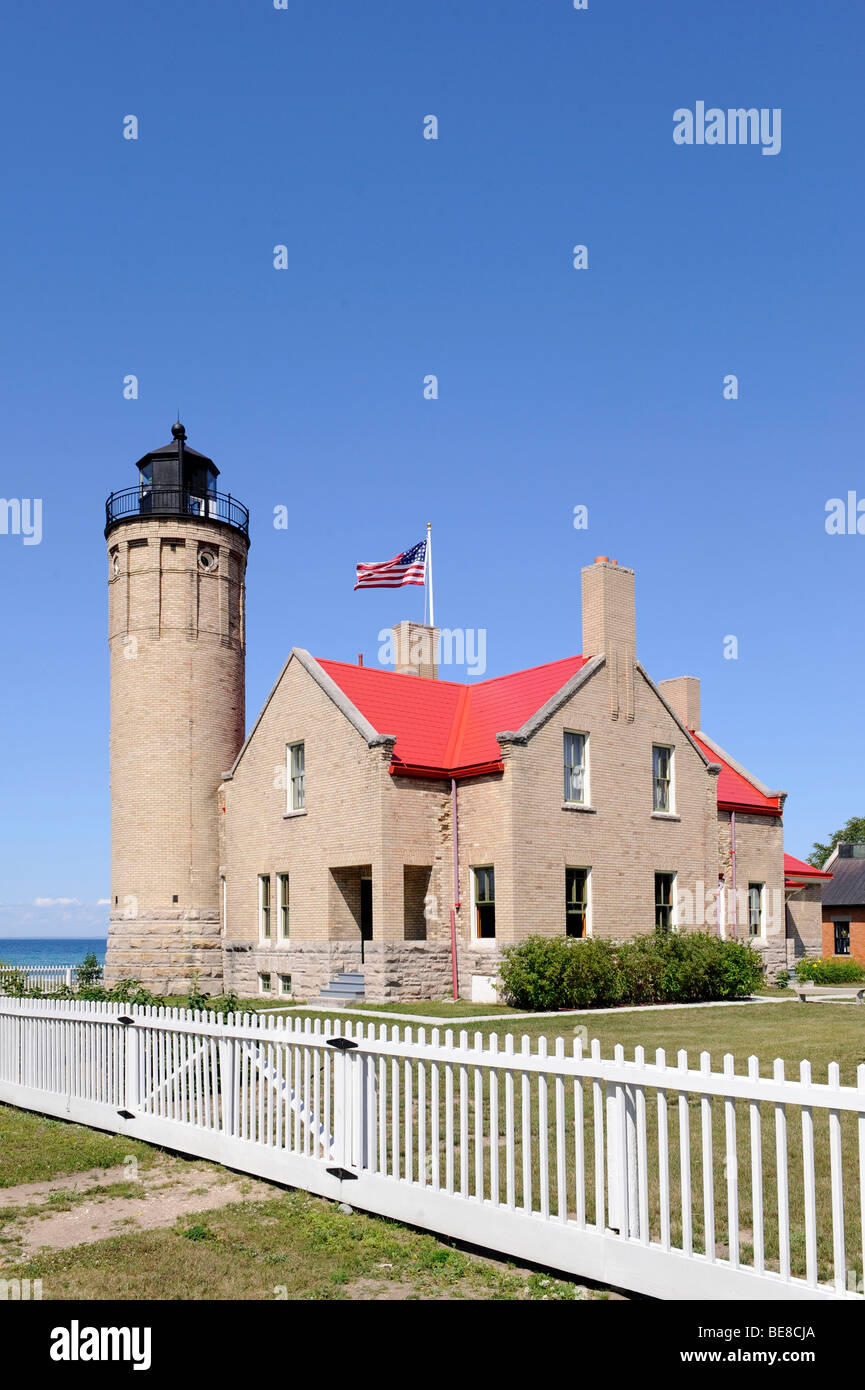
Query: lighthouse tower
104 424 250 992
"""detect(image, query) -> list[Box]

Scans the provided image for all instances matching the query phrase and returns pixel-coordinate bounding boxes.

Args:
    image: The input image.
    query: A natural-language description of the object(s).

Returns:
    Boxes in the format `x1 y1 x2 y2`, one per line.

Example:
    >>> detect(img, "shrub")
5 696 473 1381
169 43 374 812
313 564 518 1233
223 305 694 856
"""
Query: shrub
498 930 764 1011
560 937 622 1009
796 957 865 985
496 937 572 1011
74 952 103 990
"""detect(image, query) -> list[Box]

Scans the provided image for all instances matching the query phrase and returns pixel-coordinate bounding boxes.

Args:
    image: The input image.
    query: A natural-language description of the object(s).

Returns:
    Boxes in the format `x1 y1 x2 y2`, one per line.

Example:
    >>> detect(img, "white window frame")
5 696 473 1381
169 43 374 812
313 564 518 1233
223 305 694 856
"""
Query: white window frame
652 744 675 814
655 870 678 931
563 730 589 805
565 865 592 938
832 919 851 957
258 874 272 942
278 973 292 996
277 873 290 940
287 741 306 813
471 865 496 943
747 882 765 939
258 972 272 996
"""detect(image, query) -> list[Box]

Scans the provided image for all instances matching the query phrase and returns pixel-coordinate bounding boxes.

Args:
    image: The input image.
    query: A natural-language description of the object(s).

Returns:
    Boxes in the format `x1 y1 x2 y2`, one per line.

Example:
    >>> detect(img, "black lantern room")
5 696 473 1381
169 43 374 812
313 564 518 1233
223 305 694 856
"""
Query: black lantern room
105 422 249 538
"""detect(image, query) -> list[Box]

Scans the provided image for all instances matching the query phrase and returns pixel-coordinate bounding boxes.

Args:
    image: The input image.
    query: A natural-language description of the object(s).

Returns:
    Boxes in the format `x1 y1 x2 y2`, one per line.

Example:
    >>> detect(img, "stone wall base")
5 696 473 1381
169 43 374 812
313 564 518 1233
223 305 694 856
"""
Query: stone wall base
222 940 504 1003
105 914 223 995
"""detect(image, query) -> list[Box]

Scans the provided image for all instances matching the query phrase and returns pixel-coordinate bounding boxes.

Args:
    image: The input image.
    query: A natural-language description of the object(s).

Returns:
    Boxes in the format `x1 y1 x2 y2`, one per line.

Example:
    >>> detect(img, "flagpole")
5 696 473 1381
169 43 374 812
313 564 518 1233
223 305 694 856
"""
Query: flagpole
426 521 434 627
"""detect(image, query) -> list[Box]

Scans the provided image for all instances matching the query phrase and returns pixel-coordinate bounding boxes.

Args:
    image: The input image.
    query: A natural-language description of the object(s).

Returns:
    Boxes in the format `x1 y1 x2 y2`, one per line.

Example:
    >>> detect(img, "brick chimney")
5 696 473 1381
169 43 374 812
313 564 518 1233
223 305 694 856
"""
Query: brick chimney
658 676 701 731
392 620 440 679
581 557 635 720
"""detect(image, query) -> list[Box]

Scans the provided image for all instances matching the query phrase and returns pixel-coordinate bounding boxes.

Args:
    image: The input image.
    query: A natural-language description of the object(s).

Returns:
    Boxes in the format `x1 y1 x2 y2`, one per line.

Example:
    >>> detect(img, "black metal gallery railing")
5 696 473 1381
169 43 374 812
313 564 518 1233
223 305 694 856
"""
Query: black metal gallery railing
105 486 250 537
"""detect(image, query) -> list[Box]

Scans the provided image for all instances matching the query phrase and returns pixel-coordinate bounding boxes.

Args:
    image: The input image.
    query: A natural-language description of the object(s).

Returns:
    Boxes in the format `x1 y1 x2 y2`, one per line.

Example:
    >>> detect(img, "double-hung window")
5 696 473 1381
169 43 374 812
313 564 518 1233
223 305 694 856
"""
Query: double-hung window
653 745 673 812
473 867 496 940
563 732 587 804
566 868 589 938
747 883 764 938
278 873 290 939
834 921 851 956
259 874 272 941
655 872 675 931
288 742 305 811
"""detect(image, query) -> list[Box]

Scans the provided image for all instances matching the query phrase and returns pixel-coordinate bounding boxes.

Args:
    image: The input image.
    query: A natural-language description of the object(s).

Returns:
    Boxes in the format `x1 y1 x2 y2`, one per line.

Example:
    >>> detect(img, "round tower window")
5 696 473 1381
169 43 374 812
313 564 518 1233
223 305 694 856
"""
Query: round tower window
111 553 120 577
199 549 218 573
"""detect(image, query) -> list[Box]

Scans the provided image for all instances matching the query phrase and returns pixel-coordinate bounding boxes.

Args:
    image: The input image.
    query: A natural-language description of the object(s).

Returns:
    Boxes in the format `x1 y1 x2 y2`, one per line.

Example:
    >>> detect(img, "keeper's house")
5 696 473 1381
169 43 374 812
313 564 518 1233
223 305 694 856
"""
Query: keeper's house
219 558 803 1002
104 428 812 1002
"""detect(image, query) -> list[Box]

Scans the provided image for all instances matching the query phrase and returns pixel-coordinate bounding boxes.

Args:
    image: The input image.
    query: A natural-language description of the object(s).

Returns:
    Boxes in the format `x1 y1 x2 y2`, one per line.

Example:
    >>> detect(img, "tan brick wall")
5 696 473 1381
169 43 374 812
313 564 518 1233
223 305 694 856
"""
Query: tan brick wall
785 886 823 963
718 810 785 976
496 665 719 943
105 515 247 991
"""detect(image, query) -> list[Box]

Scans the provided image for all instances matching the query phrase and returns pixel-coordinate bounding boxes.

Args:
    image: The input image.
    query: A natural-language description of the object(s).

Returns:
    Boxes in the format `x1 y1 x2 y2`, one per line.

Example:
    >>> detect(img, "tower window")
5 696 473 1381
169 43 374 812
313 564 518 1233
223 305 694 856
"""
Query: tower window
198 549 218 573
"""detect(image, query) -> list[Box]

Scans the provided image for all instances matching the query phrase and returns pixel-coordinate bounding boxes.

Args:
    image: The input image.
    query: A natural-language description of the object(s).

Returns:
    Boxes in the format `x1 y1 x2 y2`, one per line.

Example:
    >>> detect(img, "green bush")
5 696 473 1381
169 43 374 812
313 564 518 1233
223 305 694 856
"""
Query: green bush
74 951 103 990
499 930 764 1011
795 957 865 985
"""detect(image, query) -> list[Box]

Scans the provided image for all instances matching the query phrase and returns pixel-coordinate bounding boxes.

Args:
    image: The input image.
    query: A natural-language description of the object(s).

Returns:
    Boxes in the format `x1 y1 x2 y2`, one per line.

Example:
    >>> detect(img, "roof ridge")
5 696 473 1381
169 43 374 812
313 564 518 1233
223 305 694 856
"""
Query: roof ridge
316 653 584 691
443 685 474 769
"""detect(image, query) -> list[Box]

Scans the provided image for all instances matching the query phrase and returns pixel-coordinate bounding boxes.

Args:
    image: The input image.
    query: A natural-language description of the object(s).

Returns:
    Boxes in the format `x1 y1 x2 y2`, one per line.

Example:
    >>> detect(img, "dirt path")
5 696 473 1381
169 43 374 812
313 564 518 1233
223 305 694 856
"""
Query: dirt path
0 1157 280 1260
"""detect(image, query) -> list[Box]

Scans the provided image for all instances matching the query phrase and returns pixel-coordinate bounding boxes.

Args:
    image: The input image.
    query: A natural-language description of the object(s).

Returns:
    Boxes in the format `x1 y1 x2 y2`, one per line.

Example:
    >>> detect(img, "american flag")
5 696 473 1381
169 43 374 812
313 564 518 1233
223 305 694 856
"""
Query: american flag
354 539 427 590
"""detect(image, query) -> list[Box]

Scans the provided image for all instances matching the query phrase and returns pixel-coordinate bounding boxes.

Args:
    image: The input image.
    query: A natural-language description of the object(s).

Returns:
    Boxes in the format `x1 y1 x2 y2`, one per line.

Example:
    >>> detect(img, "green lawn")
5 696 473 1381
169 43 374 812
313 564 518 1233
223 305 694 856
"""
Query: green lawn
0 1106 599 1300
0 1106 162 1188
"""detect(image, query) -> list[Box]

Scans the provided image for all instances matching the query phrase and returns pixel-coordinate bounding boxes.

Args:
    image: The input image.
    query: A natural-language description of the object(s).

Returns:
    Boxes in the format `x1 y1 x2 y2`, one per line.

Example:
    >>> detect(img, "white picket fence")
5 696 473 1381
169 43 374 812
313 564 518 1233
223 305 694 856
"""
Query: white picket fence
0 965 73 992
1 996 863 1302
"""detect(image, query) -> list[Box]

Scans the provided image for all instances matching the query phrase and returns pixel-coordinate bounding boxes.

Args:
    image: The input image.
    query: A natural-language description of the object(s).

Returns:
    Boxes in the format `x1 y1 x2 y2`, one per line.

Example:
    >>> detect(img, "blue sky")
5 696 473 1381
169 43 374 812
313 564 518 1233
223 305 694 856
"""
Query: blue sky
0 0 862 935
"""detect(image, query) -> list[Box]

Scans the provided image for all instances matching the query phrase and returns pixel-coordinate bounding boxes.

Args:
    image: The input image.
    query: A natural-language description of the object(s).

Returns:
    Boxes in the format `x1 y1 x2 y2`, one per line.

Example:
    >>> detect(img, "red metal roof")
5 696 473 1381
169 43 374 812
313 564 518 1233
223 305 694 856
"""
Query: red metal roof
689 732 782 817
316 655 784 815
783 852 832 883
316 655 586 779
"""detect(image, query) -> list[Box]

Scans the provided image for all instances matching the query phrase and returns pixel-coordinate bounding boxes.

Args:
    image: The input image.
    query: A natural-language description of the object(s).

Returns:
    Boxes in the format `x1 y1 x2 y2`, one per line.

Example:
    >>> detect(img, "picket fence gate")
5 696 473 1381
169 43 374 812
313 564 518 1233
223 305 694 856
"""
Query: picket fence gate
0 996 863 1302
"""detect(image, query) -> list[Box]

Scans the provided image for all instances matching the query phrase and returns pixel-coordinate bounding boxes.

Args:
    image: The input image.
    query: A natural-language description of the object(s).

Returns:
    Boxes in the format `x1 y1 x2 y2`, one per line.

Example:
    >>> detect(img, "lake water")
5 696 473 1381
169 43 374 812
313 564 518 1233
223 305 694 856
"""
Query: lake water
0 938 107 968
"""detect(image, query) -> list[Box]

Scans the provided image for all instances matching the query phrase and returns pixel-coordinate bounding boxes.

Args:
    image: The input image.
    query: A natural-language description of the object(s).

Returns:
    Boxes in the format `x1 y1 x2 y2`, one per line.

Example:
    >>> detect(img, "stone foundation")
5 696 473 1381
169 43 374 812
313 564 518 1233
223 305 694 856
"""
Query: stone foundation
105 913 223 995
222 939 504 1003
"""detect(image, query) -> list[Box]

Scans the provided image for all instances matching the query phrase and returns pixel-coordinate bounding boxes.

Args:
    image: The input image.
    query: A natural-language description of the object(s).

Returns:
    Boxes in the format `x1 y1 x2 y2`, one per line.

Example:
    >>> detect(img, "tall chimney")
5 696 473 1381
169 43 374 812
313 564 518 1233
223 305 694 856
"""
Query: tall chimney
392 620 440 679
581 557 636 720
658 676 701 731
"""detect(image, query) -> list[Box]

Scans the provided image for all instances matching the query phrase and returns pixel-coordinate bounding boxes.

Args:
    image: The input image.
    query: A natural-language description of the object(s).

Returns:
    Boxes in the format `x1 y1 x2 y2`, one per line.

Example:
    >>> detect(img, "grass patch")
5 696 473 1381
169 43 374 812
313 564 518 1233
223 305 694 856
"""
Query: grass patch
3 1189 602 1301
0 1106 160 1188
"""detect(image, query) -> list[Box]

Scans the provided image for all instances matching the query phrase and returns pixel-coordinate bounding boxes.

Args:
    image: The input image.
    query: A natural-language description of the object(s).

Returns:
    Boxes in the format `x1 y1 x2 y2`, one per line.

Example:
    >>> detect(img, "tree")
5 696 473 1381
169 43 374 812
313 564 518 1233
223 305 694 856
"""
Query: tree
809 816 865 868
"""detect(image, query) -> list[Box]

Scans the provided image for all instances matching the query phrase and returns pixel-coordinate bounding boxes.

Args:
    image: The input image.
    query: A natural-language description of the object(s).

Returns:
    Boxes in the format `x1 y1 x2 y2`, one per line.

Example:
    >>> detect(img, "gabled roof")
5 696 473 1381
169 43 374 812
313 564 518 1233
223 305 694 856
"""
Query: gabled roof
821 853 865 906
313 655 780 811
316 655 588 779
784 852 832 887
689 731 783 817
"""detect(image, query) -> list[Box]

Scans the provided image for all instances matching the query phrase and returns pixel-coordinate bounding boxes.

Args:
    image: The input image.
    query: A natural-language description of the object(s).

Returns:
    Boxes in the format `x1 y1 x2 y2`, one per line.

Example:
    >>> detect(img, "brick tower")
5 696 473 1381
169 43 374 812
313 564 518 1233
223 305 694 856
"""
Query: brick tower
104 424 249 992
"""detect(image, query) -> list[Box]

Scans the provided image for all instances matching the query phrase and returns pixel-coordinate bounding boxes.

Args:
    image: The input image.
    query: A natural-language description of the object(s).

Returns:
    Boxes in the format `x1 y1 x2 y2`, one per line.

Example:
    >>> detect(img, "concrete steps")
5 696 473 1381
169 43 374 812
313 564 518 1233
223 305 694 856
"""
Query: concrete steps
317 970 365 1005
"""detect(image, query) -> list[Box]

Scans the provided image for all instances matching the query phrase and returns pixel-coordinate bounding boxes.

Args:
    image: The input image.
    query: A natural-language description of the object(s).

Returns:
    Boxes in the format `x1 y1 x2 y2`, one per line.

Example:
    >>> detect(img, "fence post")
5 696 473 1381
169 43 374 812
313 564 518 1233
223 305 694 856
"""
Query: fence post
219 1033 236 1138
327 1035 365 1180
65 967 72 988
124 1021 140 1113
606 1071 640 1238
